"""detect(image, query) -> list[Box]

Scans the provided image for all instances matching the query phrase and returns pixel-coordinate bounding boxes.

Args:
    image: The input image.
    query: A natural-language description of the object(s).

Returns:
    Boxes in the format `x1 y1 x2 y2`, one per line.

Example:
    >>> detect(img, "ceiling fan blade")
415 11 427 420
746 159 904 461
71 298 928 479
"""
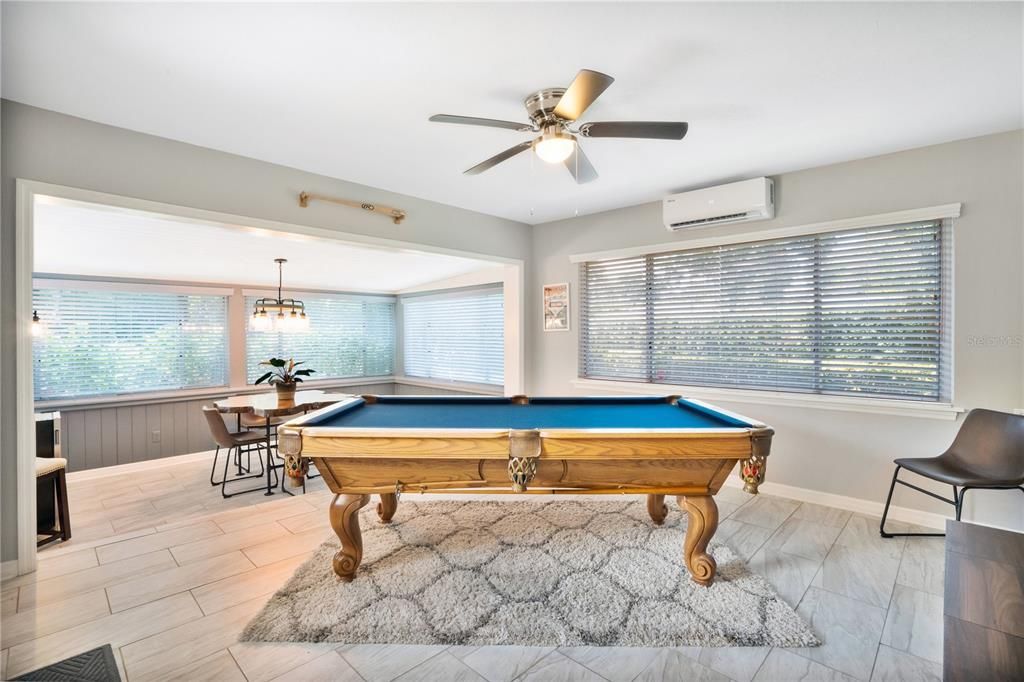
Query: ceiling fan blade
464 140 534 175
553 69 615 121
429 114 533 132
564 144 598 184
578 121 688 140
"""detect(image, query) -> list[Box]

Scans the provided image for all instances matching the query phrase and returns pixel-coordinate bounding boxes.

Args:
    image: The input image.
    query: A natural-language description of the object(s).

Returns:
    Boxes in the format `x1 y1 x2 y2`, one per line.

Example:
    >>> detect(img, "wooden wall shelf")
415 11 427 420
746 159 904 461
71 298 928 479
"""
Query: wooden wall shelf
298 191 406 225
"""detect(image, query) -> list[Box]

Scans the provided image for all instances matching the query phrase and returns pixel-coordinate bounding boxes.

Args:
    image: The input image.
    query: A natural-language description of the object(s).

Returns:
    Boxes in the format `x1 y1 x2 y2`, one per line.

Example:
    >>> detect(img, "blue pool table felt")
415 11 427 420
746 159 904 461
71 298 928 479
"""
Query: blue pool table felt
306 396 752 430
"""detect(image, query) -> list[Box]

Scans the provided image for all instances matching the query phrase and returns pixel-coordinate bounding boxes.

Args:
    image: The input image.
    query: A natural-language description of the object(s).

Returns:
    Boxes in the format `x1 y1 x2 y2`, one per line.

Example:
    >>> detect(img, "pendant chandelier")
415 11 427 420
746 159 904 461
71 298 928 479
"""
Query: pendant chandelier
250 258 310 332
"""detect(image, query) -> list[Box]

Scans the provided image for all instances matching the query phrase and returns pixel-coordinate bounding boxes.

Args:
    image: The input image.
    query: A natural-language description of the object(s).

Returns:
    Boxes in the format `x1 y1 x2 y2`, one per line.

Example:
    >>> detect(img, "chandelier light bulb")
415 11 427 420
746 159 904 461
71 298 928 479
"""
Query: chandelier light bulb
250 259 310 332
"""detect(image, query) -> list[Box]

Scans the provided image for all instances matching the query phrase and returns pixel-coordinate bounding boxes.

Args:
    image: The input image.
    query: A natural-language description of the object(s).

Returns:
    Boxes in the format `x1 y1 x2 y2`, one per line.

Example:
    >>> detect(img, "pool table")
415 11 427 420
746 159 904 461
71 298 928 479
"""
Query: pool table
277 395 773 586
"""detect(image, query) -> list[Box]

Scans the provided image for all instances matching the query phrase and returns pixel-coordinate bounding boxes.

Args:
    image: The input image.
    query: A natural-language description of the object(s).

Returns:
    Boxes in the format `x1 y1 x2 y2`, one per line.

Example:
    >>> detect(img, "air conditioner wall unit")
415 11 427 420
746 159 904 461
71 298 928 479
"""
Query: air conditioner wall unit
663 177 775 231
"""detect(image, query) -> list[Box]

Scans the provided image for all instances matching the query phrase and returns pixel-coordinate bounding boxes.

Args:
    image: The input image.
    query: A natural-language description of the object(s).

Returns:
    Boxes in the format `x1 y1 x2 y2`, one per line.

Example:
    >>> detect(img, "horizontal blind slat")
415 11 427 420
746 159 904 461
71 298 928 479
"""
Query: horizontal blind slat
402 289 504 386
246 296 395 382
33 288 229 400
580 220 946 401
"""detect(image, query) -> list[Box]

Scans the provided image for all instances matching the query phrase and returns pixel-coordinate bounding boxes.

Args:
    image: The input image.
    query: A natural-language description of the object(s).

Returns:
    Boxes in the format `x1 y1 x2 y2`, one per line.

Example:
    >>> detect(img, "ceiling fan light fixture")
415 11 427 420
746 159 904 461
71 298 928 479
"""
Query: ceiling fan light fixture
534 129 576 164
429 69 686 183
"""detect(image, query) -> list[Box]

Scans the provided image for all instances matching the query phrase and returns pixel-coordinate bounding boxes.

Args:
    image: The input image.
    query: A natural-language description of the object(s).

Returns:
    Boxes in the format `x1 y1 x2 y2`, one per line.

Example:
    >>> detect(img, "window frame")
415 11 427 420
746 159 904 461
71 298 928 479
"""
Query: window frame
31 278 233 401
572 205 961 418
398 284 505 389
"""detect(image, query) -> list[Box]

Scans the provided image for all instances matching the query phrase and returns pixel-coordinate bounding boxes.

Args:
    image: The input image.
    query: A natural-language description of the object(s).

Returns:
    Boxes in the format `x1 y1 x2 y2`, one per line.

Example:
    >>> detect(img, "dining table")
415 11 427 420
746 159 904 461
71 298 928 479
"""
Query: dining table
213 390 350 496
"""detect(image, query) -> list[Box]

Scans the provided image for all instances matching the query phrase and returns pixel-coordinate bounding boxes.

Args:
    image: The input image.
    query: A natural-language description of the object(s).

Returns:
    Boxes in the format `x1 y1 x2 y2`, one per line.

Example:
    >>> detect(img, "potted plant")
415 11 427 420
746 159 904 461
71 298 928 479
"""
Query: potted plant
254 358 315 400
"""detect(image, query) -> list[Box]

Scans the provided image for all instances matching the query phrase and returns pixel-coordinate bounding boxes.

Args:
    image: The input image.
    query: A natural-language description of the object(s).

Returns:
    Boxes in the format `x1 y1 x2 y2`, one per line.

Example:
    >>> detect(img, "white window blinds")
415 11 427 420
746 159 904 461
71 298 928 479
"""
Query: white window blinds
401 287 504 386
33 286 229 400
245 295 395 383
580 220 949 401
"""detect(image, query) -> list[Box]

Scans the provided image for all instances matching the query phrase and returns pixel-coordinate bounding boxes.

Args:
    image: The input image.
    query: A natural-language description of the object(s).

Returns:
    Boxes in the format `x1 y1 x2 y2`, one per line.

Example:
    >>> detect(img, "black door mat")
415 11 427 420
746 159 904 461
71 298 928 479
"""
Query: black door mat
12 644 121 682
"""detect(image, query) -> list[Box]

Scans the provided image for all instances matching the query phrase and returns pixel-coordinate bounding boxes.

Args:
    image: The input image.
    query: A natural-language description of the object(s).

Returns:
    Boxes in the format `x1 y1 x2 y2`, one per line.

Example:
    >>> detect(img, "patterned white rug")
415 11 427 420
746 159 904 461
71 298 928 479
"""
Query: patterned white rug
242 499 819 647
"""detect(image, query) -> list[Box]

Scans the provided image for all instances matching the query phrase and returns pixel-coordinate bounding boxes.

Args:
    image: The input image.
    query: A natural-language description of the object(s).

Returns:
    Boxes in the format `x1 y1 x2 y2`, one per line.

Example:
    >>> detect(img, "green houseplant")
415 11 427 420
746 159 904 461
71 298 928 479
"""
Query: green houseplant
254 358 315 400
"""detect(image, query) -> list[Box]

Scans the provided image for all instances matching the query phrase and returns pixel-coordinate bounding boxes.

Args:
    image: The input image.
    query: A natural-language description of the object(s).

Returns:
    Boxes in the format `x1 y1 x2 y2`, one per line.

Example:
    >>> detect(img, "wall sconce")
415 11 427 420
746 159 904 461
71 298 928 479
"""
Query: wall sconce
31 310 46 337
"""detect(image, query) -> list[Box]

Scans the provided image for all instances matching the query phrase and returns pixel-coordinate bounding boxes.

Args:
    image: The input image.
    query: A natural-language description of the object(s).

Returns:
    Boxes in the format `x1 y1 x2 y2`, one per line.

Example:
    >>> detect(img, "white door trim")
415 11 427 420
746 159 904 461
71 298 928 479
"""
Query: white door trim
15 179 38 575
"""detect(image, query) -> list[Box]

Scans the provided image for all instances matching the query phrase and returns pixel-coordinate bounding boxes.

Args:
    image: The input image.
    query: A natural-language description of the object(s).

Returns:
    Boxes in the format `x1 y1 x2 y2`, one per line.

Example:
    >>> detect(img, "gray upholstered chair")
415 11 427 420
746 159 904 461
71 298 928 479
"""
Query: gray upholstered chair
202 406 276 498
880 408 1024 537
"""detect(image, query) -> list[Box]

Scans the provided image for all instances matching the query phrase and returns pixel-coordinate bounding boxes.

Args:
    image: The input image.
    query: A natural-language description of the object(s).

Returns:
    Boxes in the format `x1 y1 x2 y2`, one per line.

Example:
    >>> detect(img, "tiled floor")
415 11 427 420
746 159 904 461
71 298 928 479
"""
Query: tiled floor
2 453 945 681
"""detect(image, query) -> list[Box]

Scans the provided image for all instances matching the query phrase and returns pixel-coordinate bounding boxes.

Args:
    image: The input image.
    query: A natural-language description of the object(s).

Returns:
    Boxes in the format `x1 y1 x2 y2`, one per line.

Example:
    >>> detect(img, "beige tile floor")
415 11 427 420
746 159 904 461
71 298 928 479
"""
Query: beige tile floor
2 453 946 681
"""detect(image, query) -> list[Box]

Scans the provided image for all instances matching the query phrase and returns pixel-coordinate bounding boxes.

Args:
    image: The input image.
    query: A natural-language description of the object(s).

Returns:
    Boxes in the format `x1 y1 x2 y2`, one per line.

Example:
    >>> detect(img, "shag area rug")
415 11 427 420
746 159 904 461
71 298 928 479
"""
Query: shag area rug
242 499 819 648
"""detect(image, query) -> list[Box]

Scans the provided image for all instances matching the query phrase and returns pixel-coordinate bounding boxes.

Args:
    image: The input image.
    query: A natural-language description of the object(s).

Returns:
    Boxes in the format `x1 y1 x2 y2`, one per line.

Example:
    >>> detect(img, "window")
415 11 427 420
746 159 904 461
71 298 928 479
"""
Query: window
245 295 395 383
579 220 949 401
33 285 229 400
401 287 504 386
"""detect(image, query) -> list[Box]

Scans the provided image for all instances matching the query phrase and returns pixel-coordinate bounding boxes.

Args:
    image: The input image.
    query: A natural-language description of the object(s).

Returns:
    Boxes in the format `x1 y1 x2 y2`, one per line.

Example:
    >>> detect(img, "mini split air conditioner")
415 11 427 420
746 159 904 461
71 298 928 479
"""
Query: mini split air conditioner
663 177 775 231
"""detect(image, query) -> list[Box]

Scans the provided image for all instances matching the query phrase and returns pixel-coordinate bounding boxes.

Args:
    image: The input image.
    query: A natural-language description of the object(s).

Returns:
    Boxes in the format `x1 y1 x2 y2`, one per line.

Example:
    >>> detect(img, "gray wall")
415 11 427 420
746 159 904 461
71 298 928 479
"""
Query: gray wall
529 130 1024 530
52 382 471 472
1 100 532 561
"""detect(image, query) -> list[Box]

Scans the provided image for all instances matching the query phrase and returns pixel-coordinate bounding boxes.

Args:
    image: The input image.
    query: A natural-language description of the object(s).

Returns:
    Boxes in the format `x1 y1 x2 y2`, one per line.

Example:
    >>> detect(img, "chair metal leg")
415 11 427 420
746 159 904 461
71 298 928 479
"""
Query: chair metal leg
879 466 901 538
210 446 222 486
220 445 234 498
879 465 947 538
220 444 274 499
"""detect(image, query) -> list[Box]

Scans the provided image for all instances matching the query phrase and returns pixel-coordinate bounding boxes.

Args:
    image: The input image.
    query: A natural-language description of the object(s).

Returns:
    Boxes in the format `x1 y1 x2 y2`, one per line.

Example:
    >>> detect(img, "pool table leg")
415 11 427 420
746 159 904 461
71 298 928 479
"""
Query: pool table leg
377 493 398 523
329 494 371 581
646 494 668 525
677 495 719 586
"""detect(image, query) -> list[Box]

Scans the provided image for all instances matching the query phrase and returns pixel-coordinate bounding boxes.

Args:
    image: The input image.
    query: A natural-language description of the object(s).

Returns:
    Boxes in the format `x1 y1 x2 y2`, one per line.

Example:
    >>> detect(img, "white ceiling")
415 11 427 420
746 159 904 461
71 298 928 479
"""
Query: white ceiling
4 3 1022 225
33 197 498 292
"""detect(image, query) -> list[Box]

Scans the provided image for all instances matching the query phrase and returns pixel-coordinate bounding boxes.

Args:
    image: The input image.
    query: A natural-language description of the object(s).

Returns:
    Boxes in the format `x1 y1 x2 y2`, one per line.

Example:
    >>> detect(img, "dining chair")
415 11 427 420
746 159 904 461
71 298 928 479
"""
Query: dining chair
880 408 1024 537
203 406 278 498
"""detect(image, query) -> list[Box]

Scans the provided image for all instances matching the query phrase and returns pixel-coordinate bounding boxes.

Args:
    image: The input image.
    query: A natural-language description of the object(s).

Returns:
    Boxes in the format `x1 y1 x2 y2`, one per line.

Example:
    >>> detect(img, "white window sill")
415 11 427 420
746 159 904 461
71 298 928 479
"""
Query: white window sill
570 378 964 420
34 376 397 411
392 375 505 396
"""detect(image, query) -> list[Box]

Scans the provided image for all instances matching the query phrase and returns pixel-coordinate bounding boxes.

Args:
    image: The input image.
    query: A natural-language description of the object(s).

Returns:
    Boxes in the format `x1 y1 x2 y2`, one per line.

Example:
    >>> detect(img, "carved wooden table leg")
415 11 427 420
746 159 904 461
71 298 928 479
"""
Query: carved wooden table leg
646 494 668 525
329 494 370 581
377 492 398 523
677 495 719 586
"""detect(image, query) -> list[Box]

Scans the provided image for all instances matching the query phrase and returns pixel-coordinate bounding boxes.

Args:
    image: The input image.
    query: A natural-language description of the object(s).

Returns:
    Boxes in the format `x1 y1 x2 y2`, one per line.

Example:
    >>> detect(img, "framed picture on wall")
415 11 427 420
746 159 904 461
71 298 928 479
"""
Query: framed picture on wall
542 283 570 332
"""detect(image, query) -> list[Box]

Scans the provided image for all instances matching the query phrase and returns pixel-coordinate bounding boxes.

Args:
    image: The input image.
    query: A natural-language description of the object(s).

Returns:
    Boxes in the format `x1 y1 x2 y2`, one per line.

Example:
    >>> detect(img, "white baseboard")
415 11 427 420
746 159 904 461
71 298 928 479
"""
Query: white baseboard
1 559 18 580
722 476 949 530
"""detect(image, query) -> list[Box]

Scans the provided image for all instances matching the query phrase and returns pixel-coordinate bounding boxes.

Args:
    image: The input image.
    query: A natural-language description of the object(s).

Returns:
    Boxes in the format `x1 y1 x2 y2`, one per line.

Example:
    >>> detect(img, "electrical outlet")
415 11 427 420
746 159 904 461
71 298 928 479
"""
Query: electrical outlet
151 430 161 443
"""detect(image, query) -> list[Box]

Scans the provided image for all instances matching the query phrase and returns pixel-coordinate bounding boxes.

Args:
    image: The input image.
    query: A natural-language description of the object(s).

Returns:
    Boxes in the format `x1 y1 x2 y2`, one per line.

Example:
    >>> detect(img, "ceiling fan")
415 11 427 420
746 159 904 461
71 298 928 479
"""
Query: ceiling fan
429 69 688 184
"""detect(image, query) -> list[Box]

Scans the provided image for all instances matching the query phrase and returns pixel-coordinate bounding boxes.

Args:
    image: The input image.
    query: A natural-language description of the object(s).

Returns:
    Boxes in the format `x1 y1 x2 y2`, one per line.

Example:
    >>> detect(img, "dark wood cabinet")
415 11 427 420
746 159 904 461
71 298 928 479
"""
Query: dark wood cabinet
944 520 1024 681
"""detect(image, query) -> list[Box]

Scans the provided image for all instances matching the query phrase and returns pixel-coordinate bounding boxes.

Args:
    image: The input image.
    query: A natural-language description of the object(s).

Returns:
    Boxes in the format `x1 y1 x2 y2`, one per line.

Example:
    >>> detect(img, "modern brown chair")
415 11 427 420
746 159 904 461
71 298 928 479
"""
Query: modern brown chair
202 406 277 498
880 408 1024 537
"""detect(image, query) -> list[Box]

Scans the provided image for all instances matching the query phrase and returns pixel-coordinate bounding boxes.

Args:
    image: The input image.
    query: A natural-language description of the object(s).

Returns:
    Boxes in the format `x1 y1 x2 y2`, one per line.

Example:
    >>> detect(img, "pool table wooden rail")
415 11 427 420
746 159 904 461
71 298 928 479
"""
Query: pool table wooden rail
289 430 760 458
314 454 737 495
